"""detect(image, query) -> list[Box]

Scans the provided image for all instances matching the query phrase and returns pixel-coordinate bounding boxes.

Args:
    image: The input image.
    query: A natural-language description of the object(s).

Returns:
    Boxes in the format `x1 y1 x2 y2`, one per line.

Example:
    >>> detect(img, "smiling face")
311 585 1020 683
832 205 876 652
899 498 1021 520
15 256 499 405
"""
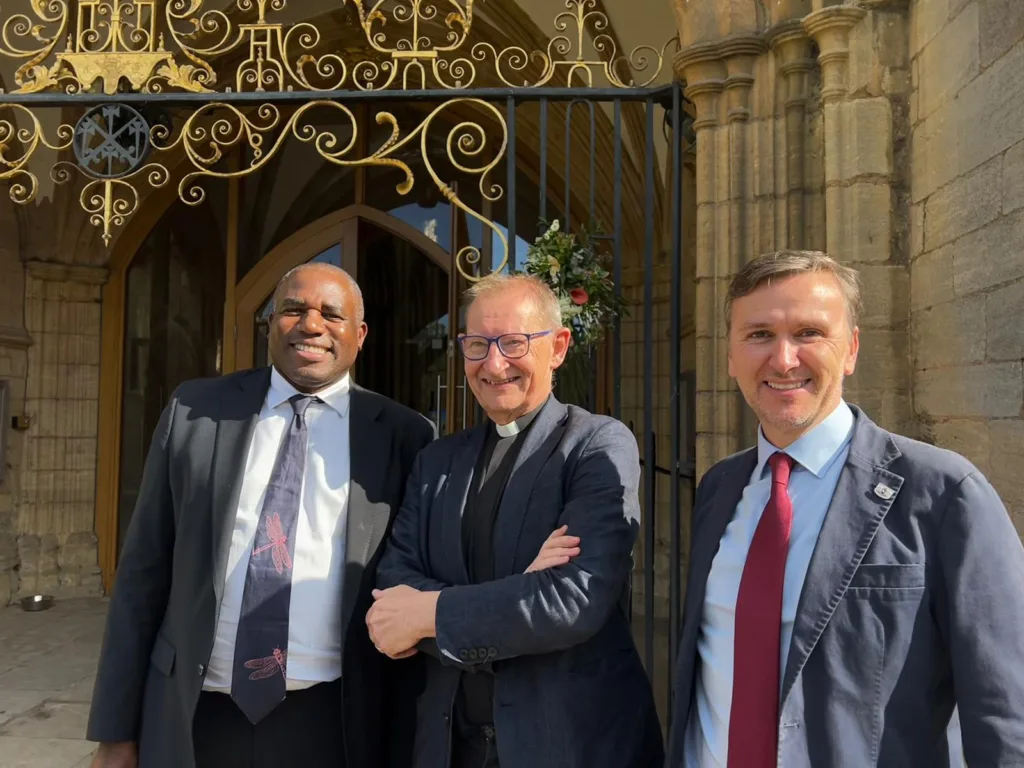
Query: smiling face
727 271 859 448
268 264 367 393
463 284 570 425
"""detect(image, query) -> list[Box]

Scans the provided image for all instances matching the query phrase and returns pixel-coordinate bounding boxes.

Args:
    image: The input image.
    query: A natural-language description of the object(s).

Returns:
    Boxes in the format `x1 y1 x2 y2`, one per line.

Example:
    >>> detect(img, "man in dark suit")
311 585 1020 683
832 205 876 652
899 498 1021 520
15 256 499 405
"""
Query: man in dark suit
667 250 1024 768
367 273 664 768
87 263 433 768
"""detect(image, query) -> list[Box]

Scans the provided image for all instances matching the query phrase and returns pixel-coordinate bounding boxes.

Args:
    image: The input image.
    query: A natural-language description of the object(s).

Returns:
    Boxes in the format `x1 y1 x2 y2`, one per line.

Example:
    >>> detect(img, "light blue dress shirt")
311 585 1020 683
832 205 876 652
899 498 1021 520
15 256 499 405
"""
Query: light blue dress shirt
684 401 855 767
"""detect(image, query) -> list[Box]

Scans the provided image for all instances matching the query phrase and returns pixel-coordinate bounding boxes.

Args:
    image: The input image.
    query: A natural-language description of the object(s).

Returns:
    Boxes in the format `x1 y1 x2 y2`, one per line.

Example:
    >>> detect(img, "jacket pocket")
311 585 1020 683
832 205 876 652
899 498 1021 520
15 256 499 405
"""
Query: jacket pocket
847 563 925 596
149 632 176 676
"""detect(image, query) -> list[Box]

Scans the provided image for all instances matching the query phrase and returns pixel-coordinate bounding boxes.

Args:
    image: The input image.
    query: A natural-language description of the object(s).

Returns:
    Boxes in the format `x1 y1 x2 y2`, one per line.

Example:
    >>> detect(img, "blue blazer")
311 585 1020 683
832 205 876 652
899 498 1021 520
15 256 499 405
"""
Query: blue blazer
667 406 1024 767
377 396 665 768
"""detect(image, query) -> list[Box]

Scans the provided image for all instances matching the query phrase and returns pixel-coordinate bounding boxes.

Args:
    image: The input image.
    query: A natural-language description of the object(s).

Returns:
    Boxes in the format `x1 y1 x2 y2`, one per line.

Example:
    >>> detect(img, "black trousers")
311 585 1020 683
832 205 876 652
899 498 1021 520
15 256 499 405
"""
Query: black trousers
452 723 500 768
192 679 344 768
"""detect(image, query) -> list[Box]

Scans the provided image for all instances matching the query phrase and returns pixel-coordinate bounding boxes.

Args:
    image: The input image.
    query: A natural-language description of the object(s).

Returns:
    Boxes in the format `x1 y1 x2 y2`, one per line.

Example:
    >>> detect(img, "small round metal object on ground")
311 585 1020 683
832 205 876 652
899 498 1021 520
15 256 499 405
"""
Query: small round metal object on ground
19 594 54 612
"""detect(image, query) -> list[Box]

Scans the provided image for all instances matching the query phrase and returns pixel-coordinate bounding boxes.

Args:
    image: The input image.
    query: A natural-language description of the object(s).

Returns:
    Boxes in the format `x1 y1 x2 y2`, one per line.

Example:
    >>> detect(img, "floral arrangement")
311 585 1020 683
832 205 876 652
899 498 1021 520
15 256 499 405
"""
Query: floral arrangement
519 219 627 355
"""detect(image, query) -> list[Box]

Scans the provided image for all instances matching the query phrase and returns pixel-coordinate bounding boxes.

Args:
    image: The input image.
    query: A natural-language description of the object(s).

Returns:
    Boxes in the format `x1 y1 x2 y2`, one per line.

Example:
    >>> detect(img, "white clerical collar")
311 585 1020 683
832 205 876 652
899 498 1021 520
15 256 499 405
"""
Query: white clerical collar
495 420 521 437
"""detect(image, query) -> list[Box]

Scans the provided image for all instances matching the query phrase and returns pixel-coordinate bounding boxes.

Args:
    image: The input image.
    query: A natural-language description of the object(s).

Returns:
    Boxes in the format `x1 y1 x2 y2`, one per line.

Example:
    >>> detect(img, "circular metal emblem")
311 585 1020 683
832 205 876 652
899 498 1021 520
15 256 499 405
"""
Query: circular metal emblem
73 104 152 180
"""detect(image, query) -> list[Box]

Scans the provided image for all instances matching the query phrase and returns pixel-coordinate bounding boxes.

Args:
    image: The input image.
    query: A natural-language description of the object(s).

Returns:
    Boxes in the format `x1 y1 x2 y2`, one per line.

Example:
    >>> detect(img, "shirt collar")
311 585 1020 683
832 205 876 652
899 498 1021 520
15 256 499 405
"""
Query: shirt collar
493 395 548 437
268 366 351 418
754 399 854 480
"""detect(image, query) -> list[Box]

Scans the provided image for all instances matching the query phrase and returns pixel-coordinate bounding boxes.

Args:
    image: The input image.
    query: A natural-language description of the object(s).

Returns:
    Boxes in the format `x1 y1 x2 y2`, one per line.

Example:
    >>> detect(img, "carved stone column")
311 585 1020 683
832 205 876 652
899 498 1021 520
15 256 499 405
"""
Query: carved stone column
804 3 913 435
16 260 108 600
768 21 816 248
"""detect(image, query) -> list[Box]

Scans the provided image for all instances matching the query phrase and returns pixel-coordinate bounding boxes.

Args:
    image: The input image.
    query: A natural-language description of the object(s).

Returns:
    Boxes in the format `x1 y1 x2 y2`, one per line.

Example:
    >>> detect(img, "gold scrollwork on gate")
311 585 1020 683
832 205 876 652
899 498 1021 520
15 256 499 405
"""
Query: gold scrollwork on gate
153 97 507 278
473 0 674 88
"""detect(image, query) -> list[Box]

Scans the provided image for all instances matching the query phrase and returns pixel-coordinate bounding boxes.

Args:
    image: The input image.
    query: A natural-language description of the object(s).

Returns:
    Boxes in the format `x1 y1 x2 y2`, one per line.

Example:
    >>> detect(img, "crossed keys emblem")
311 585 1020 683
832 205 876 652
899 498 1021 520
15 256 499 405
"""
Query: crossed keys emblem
252 512 292 574
244 647 287 681
72 104 151 179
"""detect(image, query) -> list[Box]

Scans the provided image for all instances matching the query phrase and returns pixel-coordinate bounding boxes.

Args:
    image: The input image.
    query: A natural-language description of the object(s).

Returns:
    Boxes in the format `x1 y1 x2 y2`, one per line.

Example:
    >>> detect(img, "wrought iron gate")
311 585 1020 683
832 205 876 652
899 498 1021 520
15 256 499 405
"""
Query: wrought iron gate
0 0 695 723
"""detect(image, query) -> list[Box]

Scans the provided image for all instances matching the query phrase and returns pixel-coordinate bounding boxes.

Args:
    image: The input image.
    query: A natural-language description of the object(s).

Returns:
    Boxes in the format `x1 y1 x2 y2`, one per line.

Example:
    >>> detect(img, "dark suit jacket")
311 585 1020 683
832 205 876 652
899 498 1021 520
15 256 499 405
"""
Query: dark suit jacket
86 367 434 768
376 396 665 768
667 405 1024 767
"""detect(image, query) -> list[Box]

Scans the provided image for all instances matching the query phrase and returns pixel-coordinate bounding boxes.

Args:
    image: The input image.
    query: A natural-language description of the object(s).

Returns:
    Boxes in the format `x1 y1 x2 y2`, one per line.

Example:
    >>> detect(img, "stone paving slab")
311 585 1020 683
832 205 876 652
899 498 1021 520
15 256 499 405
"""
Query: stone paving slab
0 597 105 768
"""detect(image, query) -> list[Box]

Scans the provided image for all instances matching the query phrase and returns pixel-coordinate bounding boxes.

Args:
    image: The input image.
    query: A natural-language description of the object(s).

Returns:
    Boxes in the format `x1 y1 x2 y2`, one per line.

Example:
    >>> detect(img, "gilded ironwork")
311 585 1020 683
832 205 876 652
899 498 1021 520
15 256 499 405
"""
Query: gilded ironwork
473 0 674 88
0 0 675 267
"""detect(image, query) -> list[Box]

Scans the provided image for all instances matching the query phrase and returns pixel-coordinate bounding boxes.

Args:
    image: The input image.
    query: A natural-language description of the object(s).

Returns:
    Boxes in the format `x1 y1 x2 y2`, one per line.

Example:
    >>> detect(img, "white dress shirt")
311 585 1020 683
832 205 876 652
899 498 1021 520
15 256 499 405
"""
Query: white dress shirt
203 367 352 692
684 401 855 767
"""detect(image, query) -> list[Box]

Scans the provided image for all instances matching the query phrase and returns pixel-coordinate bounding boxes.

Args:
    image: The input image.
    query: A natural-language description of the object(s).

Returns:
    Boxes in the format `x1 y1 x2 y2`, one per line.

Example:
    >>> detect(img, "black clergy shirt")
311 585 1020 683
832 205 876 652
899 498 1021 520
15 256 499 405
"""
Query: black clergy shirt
455 398 546 732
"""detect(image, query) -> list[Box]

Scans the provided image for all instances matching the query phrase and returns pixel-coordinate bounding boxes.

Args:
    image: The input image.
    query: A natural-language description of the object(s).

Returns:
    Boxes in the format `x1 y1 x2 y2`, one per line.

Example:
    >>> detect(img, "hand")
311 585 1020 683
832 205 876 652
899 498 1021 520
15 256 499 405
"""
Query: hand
525 525 581 573
90 742 138 768
366 585 439 658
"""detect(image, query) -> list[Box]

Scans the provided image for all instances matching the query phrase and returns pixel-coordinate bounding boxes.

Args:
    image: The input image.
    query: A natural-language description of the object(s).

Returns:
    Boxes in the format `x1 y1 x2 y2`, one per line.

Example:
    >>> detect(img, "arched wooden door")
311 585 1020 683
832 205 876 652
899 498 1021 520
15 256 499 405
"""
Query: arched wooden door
233 204 472 434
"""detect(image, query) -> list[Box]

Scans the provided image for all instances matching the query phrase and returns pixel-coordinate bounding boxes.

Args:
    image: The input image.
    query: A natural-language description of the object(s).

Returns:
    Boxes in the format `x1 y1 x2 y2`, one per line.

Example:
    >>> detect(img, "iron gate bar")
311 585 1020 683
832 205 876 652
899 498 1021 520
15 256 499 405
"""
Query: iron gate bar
642 96 656 682
669 79 683 721
506 95 517 268
612 98 623 423
538 98 548 223
0 86 674 106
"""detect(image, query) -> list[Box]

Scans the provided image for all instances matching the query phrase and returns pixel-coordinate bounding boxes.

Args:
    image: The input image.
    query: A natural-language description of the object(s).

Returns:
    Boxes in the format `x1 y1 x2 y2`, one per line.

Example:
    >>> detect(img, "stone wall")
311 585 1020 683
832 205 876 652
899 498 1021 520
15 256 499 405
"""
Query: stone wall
909 0 1024 532
15 261 105 600
0 198 30 604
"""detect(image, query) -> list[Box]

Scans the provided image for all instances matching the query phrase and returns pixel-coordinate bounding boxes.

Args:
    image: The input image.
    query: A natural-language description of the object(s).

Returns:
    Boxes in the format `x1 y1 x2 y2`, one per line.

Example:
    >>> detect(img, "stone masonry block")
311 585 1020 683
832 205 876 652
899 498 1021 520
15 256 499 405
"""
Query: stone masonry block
837 183 892 263
911 244 955 311
990 419 1024 506
58 531 98 570
915 362 1023 419
911 202 924 258
916 2 980 122
953 208 1024 296
925 419 992 476
839 98 893 182
924 155 1002 251
987 279 1024 361
980 0 1024 68
857 264 910 328
912 294 986 370
1005 140 1024 216
911 0 951 56
0 532 16 572
851 329 911 392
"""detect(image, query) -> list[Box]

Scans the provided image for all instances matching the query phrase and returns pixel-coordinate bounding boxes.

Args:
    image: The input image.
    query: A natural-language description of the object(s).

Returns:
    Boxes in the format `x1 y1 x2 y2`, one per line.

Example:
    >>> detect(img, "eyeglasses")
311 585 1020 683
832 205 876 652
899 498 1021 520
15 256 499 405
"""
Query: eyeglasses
457 331 552 360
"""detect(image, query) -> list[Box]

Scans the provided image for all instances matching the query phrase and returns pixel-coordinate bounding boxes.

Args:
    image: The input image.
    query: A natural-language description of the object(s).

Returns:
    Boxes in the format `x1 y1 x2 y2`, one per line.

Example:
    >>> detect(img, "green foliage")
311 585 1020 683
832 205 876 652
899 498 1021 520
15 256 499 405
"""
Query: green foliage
518 218 628 356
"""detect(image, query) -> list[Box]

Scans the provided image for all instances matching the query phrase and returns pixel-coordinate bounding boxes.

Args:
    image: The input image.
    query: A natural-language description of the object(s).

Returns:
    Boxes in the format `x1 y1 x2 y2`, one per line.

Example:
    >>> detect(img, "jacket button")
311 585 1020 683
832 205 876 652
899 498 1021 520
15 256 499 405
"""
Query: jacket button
458 649 469 661
468 649 478 661
197 664 205 676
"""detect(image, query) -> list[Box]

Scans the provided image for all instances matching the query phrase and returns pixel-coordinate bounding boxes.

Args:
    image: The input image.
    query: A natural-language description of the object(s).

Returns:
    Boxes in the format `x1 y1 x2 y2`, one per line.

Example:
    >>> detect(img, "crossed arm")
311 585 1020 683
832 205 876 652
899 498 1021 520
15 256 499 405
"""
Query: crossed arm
368 420 640 664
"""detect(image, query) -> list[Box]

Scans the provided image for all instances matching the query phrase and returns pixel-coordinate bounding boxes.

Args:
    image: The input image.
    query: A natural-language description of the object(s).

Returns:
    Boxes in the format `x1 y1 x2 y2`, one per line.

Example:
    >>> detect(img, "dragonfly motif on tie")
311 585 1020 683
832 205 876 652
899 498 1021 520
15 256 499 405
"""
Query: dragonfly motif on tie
252 512 292 575
244 647 287 681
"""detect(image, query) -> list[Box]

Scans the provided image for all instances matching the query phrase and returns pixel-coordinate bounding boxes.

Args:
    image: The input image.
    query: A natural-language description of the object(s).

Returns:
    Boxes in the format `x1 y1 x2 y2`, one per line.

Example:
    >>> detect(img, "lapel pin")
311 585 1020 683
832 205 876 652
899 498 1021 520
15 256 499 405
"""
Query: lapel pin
873 483 895 500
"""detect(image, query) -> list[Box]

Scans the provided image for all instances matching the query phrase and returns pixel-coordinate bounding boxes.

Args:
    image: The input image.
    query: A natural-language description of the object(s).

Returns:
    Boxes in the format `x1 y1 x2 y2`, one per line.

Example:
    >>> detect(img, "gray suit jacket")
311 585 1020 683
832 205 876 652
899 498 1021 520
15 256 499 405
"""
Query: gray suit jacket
667 405 1024 767
377 397 665 768
86 367 434 768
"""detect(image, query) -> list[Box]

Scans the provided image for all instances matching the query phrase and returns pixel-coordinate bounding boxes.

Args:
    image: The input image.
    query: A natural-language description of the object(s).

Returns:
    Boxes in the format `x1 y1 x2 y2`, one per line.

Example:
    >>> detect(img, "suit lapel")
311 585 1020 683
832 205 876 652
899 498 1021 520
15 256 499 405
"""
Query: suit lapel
674 450 755 724
211 368 270 605
493 397 568 578
779 409 904 705
340 386 392 636
438 426 487 586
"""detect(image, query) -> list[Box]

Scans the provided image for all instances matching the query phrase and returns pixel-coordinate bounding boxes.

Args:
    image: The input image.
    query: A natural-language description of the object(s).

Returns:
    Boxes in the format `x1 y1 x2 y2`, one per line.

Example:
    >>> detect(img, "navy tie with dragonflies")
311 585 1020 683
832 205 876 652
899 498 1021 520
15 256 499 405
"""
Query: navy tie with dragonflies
231 394 317 724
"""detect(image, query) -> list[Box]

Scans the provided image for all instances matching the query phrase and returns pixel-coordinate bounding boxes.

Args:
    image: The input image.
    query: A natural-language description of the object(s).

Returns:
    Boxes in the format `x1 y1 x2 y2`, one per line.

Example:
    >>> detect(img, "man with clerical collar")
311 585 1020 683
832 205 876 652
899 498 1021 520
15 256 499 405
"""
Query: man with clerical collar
367 273 664 768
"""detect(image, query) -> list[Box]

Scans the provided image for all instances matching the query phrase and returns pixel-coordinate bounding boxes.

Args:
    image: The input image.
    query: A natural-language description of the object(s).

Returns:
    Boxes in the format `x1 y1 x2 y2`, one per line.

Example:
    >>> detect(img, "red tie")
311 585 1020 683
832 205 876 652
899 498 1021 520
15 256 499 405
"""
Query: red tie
727 451 794 768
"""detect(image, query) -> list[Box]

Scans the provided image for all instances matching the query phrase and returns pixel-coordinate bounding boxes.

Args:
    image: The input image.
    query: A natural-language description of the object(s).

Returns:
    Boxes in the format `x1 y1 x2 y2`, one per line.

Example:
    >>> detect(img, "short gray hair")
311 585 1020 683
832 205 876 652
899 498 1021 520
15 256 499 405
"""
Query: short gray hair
463 272 563 330
726 250 862 333
273 262 365 323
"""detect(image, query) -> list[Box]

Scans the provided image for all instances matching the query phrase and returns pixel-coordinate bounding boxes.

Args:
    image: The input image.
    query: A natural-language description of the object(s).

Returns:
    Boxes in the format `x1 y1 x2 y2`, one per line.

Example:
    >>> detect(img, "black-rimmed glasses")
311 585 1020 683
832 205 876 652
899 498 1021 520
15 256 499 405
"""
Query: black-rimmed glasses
457 331 552 360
